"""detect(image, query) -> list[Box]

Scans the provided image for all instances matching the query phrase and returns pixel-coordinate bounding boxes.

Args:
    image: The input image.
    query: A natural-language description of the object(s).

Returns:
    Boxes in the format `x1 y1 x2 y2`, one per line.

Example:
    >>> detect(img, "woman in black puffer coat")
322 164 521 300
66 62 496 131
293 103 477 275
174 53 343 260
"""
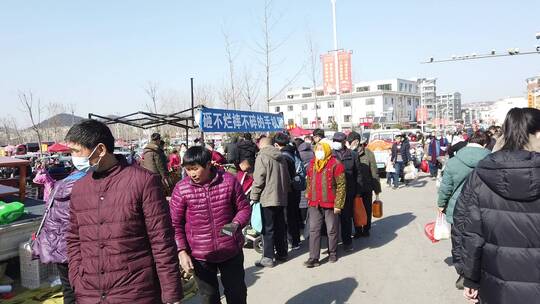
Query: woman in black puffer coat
452 107 540 304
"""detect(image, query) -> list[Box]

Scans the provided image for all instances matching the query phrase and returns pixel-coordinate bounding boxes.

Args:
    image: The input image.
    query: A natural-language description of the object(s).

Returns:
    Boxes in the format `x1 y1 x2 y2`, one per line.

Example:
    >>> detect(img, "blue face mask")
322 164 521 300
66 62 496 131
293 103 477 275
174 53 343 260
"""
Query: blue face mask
71 146 100 172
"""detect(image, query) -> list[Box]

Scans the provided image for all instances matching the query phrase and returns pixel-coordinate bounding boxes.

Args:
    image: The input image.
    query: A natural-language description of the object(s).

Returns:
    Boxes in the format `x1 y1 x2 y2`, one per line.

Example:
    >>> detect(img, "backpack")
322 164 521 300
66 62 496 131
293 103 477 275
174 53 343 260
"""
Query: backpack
283 152 307 192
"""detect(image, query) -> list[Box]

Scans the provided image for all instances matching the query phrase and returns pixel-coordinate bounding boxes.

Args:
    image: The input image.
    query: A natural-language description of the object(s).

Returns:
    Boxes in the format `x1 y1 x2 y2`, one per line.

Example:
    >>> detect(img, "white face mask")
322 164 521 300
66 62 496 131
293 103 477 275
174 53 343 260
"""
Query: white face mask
331 141 343 151
72 146 100 172
315 150 326 160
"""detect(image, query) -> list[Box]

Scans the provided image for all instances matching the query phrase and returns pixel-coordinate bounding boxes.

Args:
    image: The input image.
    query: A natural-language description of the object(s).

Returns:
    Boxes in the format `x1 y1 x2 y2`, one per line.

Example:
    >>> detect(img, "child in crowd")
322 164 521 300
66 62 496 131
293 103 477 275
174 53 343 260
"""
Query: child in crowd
169 146 251 304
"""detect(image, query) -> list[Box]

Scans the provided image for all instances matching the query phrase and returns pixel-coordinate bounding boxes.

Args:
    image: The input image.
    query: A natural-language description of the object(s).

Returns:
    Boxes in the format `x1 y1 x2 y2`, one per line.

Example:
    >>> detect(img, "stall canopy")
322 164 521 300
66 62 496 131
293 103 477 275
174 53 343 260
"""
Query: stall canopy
47 143 71 153
288 126 312 137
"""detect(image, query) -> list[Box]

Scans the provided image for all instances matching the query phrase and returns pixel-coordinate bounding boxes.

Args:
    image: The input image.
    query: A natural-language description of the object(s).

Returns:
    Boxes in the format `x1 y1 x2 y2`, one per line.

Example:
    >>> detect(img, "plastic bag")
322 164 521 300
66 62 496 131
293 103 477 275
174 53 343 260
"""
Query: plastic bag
0 201 25 225
250 202 263 233
424 222 439 243
385 162 395 173
353 196 367 226
434 212 451 240
420 160 429 173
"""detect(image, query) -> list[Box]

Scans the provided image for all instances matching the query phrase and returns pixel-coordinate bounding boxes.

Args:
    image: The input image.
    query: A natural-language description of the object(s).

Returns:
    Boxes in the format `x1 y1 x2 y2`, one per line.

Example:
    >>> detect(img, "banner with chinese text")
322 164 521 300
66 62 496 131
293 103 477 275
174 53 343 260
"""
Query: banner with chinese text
199 107 285 132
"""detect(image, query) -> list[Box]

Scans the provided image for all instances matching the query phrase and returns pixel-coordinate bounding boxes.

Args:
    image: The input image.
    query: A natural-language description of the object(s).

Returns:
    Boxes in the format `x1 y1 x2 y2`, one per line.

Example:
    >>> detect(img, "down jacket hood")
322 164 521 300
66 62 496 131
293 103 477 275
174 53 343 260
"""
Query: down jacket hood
259 146 283 161
454 146 490 168
476 150 540 202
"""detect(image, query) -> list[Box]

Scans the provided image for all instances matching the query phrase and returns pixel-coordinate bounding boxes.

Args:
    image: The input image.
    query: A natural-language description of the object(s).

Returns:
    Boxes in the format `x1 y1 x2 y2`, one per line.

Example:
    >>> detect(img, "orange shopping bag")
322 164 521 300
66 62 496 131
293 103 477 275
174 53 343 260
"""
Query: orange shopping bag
353 196 367 227
372 200 383 218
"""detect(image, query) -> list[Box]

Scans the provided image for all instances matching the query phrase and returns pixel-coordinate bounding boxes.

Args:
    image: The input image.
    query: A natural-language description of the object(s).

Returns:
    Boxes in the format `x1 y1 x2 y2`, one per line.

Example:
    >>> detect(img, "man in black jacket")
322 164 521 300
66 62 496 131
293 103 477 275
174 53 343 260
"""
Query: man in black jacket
224 136 240 165
390 134 411 189
331 132 360 252
273 132 302 250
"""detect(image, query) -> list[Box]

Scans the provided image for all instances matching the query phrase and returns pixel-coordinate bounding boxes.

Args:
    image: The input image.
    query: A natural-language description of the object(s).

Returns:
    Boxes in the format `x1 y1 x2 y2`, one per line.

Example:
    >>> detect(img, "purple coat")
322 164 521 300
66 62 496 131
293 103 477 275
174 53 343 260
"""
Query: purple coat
170 170 251 263
32 170 85 264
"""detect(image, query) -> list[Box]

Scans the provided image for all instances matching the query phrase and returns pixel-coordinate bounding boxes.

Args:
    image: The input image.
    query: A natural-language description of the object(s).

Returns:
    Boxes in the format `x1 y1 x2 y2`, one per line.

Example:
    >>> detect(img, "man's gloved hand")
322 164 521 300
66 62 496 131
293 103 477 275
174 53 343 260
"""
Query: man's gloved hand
220 222 240 236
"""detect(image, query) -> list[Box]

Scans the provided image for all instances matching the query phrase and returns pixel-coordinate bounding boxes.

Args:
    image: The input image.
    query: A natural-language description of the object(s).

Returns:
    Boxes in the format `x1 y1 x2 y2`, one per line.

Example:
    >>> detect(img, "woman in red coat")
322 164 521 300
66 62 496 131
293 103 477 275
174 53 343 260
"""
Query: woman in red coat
304 141 346 268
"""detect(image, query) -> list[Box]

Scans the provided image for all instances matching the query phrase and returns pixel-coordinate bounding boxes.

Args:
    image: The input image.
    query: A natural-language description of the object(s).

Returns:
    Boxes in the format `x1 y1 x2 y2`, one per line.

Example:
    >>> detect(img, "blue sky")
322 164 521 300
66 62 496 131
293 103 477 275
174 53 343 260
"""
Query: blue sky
1 0 539 126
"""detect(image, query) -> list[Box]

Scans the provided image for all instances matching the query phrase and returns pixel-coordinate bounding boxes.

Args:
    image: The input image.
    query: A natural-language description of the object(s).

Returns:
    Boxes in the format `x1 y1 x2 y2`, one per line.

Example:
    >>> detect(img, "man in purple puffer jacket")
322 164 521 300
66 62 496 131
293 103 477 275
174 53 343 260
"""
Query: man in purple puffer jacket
170 146 251 304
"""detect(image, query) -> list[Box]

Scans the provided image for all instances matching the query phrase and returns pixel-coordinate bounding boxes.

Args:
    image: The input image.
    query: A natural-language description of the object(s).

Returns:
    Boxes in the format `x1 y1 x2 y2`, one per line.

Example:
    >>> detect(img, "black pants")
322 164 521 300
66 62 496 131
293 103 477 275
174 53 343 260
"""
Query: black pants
357 192 373 232
192 253 247 304
57 263 76 304
262 206 288 259
340 194 354 246
286 191 302 247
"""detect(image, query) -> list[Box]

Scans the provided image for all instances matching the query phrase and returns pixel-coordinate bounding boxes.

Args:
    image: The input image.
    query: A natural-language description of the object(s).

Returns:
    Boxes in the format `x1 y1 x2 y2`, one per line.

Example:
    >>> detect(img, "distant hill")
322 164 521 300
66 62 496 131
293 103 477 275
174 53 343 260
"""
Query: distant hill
36 113 85 129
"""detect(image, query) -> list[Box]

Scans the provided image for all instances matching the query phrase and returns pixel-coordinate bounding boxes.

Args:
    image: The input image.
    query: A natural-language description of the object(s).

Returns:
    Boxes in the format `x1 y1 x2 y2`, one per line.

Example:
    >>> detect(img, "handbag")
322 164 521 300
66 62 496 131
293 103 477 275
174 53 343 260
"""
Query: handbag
372 199 383 218
353 196 367 227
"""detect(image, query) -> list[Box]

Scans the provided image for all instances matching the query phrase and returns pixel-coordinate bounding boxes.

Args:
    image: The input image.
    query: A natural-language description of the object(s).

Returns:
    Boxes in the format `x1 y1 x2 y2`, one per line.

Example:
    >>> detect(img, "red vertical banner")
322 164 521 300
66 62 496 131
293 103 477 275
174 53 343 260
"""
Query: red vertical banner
416 107 428 122
321 50 352 95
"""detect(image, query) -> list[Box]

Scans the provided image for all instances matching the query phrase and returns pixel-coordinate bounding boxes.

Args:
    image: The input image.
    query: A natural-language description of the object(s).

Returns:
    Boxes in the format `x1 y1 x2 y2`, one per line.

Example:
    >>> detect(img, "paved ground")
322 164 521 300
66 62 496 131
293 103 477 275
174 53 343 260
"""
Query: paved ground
187 174 464 304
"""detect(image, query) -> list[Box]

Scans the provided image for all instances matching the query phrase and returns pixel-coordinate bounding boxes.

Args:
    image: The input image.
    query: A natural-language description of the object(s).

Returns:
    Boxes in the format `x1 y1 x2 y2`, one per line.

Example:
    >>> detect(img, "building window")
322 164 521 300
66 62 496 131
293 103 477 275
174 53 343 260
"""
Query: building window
377 84 392 91
366 98 375 105
328 116 334 122
407 98 412 106
313 104 321 110
287 95 294 99
328 102 335 108
316 91 324 96
287 119 294 125
275 106 280 113
366 111 375 117
302 118 308 125
356 86 370 92
288 105 294 111
302 93 313 98
344 115 352 122
343 100 351 107
302 104 308 110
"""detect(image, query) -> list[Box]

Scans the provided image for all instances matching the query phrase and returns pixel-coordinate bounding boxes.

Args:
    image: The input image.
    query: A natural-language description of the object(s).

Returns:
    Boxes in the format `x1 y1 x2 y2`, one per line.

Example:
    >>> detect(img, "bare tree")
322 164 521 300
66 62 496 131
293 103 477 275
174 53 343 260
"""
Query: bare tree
241 68 260 111
0 117 11 144
219 80 235 109
67 103 76 126
255 0 304 111
222 28 240 110
144 81 159 113
18 90 43 153
194 84 215 107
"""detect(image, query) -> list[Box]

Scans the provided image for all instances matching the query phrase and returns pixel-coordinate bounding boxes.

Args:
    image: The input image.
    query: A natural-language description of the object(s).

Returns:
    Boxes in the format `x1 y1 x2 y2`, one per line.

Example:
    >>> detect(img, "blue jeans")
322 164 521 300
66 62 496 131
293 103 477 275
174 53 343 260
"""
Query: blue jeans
393 161 404 188
429 162 439 177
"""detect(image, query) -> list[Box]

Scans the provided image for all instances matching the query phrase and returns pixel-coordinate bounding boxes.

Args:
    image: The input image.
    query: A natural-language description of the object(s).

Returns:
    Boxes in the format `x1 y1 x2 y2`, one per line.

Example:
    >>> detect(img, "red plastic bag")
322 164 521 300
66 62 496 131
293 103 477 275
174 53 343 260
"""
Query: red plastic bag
420 160 429 173
424 222 439 243
353 196 367 226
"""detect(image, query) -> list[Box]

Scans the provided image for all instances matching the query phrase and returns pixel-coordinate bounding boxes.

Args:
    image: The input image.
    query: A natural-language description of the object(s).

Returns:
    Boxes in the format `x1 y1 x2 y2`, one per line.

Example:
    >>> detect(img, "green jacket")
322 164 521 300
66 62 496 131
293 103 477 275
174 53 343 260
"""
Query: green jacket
358 148 381 194
437 145 490 223
250 146 291 207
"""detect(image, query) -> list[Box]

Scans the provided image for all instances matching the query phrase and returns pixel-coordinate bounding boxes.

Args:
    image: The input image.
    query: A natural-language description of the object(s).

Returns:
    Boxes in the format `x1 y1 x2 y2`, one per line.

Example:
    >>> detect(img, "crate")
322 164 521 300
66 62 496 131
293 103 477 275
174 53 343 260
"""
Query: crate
0 218 41 261
19 241 50 289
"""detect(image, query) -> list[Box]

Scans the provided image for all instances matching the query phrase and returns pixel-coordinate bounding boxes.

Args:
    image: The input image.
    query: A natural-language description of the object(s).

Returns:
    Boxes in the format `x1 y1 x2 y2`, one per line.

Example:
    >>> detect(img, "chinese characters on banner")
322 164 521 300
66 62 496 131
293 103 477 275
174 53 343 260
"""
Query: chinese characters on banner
321 50 353 95
199 107 285 133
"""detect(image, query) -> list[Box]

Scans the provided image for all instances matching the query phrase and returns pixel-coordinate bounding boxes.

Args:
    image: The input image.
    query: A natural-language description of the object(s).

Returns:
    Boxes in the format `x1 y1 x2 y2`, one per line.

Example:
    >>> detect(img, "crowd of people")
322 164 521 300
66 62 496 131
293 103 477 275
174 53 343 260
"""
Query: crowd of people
27 106 539 304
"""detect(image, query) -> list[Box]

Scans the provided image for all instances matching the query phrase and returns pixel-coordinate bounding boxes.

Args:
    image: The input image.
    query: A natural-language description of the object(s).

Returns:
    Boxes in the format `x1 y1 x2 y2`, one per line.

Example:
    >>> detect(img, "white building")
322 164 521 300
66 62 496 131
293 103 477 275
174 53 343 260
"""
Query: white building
461 102 494 124
436 92 462 123
489 96 528 125
270 78 421 131
419 78 437 121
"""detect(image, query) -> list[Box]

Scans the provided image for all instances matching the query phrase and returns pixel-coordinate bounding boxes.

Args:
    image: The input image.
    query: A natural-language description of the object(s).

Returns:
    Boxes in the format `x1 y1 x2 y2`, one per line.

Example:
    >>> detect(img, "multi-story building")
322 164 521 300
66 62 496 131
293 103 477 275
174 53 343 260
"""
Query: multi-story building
526 75 540 109
436 92 462 123
461 101 495 125
418 78 437 121
270 78 421 131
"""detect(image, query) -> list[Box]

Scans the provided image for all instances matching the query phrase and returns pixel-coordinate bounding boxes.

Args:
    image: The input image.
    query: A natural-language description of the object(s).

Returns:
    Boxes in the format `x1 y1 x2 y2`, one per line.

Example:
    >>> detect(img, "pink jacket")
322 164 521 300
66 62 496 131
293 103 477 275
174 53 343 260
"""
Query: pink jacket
170 170 251 263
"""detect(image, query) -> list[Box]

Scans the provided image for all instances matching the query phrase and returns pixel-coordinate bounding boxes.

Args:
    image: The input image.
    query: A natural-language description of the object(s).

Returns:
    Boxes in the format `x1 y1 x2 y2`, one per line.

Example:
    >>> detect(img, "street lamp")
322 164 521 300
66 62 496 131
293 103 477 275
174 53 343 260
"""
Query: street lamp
330 0 341 129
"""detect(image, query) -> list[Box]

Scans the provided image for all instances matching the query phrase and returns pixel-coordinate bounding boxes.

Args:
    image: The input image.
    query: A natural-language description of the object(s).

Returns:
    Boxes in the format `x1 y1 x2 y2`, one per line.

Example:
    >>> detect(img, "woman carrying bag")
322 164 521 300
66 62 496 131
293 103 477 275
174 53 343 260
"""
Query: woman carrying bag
303 141 346 268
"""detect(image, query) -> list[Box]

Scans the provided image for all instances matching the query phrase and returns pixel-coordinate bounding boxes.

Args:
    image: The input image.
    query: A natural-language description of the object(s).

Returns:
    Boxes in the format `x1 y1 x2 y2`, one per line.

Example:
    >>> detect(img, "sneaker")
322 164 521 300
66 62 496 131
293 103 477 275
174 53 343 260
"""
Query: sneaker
361 230 370 237
343 244 353 252
255 257 275 268
291 241 302 250
275 254 288 262
303 258 320 268
329 255 338 263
